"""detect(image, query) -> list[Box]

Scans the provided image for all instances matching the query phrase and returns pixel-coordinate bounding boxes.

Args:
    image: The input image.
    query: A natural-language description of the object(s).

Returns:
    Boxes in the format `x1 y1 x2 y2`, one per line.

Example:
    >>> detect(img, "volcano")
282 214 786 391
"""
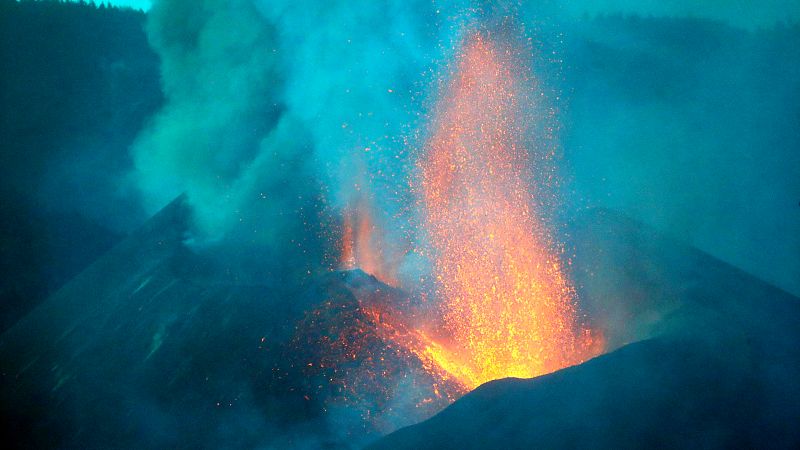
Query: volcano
2 196 799 448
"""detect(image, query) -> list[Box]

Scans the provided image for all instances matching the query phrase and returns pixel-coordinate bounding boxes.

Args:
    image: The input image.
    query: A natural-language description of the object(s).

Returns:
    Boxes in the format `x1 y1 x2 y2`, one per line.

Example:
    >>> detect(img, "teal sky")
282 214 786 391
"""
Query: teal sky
98 0 798 29
99 0 151 10
558 0 800 30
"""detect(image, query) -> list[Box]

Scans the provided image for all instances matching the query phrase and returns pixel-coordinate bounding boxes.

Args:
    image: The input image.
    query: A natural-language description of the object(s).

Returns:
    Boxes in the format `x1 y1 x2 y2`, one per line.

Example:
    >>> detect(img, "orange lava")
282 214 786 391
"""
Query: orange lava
340 186 399 287
414 31 602 389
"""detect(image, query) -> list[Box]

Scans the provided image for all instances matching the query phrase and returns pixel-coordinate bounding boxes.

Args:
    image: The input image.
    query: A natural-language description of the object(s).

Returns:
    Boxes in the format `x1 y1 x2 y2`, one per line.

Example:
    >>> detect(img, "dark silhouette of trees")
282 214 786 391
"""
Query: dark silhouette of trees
0 0 162 332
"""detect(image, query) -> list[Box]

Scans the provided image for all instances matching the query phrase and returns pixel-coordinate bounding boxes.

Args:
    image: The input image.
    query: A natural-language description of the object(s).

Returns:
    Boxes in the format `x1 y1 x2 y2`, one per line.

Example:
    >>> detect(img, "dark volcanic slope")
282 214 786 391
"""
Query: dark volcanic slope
3 204 798 449
0 198 307 449
372 209 800 449
0 1 162 332
0 196 439 449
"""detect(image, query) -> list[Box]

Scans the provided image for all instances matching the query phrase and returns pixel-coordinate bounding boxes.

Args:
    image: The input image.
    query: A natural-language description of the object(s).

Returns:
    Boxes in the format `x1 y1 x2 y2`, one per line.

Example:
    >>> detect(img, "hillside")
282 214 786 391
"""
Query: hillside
0 0 162 331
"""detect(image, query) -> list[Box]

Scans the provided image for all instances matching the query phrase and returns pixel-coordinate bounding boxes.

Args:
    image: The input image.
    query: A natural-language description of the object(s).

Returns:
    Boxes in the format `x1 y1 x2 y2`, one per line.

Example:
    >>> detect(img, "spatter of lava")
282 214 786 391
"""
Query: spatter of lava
285 28 604 432
414 30 603 389
278 271 463 435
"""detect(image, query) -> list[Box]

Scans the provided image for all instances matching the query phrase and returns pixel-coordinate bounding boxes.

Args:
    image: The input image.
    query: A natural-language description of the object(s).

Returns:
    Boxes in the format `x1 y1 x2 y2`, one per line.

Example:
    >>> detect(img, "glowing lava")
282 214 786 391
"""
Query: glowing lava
330 29 602 398
341 199 398 287
340 174 400 287
414 31 602 389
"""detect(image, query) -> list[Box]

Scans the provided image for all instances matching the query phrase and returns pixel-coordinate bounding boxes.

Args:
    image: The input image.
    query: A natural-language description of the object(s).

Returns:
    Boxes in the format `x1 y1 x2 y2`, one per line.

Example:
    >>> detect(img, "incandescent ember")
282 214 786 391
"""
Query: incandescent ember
276 270 463 435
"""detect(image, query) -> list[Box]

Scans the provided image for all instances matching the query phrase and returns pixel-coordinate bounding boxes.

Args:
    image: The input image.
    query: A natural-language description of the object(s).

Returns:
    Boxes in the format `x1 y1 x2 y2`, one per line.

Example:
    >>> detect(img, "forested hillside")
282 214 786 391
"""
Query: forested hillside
0 0 161 331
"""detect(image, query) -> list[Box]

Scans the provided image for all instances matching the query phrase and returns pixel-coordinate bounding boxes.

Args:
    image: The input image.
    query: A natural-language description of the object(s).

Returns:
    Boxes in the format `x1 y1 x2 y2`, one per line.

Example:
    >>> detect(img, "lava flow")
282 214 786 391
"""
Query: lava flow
413 31 602 389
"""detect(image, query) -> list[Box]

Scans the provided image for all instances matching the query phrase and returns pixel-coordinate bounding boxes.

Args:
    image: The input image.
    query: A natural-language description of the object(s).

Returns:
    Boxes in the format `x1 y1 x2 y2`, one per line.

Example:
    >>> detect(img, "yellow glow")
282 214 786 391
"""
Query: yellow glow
415 32 602 388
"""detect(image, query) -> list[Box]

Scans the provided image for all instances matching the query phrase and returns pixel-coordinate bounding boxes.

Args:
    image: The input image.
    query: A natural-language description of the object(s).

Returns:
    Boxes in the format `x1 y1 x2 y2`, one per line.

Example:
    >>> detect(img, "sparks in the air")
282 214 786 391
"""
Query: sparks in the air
412 30 602 388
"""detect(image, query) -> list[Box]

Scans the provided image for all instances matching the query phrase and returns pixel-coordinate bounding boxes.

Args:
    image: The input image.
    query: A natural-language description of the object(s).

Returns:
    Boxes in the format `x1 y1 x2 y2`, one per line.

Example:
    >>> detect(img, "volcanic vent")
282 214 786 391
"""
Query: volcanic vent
276 28 605 434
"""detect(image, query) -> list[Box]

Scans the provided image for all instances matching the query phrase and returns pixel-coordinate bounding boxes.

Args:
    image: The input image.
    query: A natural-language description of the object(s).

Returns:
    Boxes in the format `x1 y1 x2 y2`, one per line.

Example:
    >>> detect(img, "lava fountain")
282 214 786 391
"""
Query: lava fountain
339 160 401 287
414 30 602 389
340 194 399 287
318 29 602 416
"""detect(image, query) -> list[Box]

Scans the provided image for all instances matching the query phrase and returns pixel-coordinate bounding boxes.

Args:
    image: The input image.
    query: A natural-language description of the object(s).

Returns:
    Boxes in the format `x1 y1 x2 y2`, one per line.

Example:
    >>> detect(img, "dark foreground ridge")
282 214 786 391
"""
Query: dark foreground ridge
370 209 800 449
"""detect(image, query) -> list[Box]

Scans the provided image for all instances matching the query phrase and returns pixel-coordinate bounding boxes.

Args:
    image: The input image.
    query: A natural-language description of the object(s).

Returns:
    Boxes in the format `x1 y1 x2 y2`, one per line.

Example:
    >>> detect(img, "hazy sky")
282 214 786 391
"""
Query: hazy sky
558 0 800 29
99 0 799 29
102 0 151 10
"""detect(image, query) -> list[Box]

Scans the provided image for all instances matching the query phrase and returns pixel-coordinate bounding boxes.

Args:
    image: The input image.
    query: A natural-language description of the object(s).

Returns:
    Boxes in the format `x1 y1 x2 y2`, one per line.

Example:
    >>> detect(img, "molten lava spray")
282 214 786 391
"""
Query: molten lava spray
415 31 601 389
339 163 400 287
341 198 398 287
